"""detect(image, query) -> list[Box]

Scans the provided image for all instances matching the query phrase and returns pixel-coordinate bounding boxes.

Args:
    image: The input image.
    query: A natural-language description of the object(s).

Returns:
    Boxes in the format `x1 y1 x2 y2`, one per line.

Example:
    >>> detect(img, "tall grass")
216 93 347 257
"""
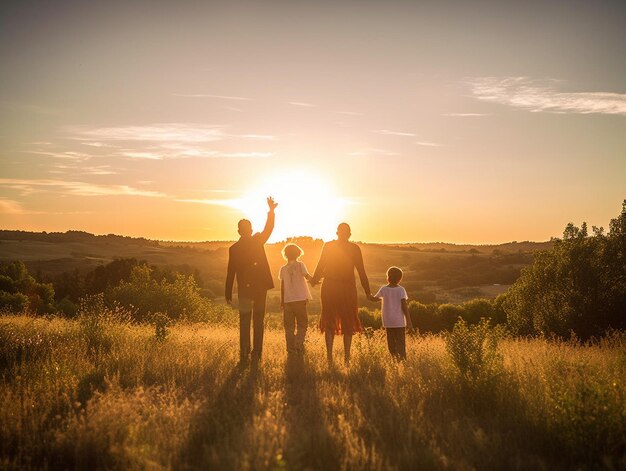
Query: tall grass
0 313 624 470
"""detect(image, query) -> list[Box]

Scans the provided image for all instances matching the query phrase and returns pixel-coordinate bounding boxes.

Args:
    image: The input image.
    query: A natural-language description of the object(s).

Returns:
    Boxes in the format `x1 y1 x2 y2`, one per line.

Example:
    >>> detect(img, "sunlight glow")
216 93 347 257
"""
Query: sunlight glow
232 170 349 242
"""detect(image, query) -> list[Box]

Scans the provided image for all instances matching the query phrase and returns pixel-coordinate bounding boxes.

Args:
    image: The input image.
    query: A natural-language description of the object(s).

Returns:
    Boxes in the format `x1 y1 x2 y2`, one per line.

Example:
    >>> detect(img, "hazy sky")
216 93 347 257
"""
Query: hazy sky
1 0 624 243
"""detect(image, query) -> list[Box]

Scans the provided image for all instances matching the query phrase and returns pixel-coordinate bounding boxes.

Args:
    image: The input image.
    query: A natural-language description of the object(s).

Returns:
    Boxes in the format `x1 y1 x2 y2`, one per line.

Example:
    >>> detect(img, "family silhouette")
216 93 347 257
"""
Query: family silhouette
225 197 412 366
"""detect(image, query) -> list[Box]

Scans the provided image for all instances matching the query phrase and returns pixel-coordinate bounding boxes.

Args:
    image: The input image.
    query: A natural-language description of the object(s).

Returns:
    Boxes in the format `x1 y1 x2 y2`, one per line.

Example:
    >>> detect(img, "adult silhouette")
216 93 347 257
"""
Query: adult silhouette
225 197 277 363
311 223 373 365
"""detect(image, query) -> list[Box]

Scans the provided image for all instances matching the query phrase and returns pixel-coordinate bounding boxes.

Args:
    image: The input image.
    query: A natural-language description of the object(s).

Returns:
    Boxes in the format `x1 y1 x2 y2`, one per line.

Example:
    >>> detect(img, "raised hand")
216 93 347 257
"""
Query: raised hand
267 196 278 211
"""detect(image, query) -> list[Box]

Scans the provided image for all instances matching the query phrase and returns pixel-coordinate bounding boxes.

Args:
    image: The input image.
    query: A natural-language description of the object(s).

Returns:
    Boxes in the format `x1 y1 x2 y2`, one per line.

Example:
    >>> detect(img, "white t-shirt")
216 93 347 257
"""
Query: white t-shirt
374 285 408 328
278 261 312 303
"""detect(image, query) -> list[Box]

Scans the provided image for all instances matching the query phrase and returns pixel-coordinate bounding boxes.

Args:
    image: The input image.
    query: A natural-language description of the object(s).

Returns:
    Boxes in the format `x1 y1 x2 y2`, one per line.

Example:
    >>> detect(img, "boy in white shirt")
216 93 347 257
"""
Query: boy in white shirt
279 244 312 355
368 266 413 360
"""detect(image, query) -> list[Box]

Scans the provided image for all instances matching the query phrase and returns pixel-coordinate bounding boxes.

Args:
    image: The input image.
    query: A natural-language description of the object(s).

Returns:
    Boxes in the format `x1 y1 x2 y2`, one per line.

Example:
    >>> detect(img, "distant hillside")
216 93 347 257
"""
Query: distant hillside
0 230 553 304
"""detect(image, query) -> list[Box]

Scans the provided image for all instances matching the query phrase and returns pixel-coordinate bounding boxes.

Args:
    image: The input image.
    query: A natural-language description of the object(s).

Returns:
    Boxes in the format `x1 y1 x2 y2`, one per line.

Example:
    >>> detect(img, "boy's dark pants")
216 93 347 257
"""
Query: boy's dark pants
239 290 267 360
385 327 406 360
283 300 308 352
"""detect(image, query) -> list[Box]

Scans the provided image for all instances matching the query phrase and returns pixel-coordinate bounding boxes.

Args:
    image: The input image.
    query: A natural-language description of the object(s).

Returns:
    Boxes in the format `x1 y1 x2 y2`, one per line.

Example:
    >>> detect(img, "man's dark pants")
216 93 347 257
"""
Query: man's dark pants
239 290 267 360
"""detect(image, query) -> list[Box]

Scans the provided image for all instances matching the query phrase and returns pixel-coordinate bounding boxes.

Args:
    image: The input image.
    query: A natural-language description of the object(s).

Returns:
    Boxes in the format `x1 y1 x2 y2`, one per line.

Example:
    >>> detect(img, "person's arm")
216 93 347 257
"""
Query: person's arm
301 261 313 281
401 298 413 330
354 245 372 297
310 245 328 286
225 248 235 304
368 286 381 303
258 197 277 244
280 280 285 310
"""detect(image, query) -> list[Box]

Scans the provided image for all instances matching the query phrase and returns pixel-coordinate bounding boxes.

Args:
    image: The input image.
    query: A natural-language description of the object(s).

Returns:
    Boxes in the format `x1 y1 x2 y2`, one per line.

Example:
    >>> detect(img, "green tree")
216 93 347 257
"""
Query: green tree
503 200 626 338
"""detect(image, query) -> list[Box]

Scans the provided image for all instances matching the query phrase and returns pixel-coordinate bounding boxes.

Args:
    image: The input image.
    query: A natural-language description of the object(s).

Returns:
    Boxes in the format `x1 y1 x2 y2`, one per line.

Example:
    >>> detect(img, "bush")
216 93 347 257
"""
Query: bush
461 298 493 325
408 301 438 333
0 261 55 313
77 294 133 361
56 297 79 318
445 318 503 387
108 265 217 323
358 307 382 329
0 291 29 313
437 304 464 331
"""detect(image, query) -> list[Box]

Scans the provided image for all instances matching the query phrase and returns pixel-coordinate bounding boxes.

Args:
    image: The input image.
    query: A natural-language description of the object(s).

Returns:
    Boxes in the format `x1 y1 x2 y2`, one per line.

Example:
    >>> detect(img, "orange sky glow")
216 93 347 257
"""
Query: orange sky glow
1 1 624 243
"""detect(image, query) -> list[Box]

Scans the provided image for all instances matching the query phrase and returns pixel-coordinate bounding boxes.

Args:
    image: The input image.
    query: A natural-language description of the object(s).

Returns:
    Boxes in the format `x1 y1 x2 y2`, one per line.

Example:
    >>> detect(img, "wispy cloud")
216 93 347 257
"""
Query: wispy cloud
172 93 251 101
70 124 225 143
80 141 116 148
470 77 626 115
62 124 275 160
237 134 276 141
347 148 400 157
0 178 165 198
443 112 491 117
416 141 442 147
288 101 316 107
334 111 362 116
0 198 39 214
175 198 241 207
375 129 416 137
25 150 91 161
219 152 273 158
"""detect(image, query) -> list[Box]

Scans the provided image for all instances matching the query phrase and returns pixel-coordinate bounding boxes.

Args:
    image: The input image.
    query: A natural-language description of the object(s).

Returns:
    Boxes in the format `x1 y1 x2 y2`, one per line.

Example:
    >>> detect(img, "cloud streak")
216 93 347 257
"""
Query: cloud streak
443 112 491 117
173 93 251 101
288 101 316 107
0 178 166 198
375 129 416 137
70 124 225 143
470 77 626 115
0 198 39 214
58 124 275 160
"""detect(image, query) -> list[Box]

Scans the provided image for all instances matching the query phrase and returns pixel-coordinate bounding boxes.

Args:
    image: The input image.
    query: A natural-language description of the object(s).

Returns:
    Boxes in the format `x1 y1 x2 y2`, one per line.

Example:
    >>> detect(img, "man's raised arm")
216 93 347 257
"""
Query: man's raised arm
259 196 277 244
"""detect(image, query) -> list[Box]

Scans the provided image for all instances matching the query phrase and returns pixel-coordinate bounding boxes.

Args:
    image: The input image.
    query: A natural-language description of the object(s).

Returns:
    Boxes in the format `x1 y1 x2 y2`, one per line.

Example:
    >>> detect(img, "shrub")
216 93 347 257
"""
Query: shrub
358 307 382 329
445 318 503 387
408 301 438 333
0 291 29 313
0 261 55 314
77 294 132 360
461 298 493 325
437 303 464 331
108 265 216 323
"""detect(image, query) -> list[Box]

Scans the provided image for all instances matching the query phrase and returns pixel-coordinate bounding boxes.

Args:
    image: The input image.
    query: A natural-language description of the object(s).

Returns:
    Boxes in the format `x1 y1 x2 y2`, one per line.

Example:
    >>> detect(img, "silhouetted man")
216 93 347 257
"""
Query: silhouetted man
225 197 277 363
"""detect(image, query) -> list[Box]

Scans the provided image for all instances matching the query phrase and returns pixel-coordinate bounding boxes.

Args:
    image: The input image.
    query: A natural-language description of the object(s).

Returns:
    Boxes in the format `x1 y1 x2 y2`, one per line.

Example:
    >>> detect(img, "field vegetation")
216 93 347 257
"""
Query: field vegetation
1 313 624 470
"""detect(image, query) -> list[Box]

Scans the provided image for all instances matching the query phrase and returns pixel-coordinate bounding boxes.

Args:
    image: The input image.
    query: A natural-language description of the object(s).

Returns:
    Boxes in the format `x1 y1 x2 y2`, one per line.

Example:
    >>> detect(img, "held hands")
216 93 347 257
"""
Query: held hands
309 278 319 287
367 294 379 302
267 196 278 212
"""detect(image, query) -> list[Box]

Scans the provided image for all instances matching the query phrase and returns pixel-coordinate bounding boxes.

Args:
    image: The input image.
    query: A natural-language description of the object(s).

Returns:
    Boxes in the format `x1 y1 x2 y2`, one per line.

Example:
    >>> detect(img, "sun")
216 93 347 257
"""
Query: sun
232 170 349 242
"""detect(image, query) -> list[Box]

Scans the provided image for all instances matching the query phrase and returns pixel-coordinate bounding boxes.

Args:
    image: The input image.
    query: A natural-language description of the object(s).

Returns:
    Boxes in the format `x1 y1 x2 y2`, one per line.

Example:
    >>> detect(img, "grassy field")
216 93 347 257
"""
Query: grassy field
1 314 624 470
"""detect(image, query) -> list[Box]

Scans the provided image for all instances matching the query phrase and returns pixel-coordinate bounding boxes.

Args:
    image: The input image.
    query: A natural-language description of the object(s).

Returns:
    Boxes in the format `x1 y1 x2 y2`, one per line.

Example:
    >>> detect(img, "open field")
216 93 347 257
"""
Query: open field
1 314 624 470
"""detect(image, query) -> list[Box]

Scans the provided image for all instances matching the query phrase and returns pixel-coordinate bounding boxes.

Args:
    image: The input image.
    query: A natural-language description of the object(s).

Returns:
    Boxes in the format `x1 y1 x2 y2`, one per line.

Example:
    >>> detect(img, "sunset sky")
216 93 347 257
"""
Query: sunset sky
1 0 624 243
